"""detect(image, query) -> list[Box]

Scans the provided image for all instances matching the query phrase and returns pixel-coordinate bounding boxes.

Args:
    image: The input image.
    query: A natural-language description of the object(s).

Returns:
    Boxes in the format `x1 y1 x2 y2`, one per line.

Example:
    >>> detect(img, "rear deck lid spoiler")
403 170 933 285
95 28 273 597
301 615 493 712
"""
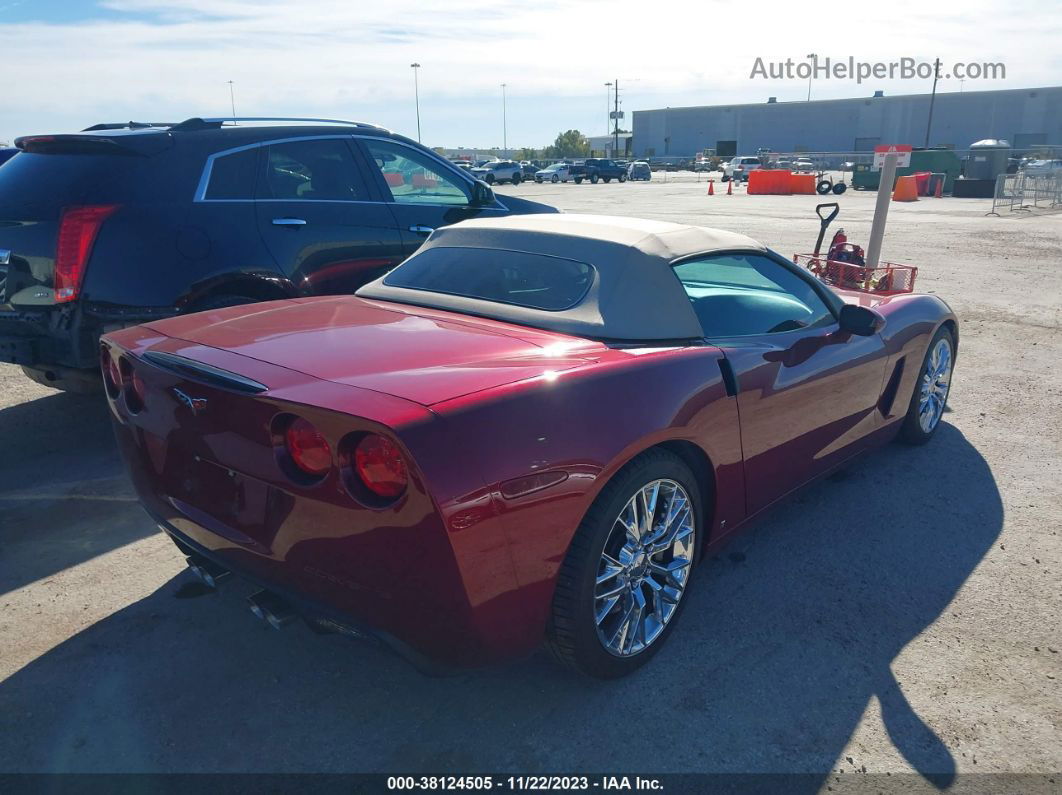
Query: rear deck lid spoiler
143 350 268 394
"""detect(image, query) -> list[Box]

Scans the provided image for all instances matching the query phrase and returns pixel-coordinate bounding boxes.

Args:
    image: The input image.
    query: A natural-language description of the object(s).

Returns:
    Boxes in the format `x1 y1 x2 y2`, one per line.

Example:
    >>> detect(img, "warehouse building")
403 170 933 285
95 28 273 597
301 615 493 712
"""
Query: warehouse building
632 86 1062 158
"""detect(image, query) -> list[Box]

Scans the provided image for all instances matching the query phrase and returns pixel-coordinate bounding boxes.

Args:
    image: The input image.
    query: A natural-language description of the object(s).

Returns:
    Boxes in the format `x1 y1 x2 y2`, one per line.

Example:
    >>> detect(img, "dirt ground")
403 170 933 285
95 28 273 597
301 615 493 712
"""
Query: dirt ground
1 177 1059 788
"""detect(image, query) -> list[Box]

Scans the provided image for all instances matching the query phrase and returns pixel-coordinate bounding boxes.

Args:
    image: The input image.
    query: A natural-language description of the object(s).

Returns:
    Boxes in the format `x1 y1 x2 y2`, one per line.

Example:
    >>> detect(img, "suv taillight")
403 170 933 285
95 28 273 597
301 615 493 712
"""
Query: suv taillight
54 205 119 303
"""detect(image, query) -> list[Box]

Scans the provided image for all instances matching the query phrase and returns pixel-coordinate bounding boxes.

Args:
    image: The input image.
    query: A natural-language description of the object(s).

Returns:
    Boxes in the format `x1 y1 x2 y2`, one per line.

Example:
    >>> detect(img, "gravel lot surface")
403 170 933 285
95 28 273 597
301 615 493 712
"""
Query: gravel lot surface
1 176 1059 789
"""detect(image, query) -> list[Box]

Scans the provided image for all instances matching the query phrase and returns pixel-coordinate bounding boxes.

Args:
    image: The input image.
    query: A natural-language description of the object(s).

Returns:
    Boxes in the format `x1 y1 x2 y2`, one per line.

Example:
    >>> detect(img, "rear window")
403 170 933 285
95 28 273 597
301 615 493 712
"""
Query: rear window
0 151 157 205
382 246 595 311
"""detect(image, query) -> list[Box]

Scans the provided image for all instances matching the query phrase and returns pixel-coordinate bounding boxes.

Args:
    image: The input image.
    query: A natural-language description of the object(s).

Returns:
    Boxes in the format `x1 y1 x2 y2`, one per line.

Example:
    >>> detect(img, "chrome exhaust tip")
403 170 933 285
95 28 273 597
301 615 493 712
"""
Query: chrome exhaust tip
186 556 231 589
247 590 296 630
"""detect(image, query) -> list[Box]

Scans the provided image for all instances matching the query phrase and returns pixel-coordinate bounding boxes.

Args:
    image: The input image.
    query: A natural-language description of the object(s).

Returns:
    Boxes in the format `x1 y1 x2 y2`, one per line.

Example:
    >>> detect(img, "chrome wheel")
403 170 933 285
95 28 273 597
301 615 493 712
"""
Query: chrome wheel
594 479 695 657
918 337 953 433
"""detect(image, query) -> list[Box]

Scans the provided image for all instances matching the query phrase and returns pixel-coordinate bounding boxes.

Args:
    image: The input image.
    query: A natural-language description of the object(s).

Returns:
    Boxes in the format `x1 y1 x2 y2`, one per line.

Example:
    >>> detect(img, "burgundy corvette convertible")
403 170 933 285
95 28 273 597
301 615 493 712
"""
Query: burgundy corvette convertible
104 215 956 677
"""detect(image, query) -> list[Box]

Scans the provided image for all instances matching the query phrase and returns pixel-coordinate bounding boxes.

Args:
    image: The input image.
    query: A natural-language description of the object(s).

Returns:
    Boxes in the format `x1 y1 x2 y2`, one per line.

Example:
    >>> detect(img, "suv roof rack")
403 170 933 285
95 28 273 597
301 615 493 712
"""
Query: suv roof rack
82 122 178 131
169 117 389 132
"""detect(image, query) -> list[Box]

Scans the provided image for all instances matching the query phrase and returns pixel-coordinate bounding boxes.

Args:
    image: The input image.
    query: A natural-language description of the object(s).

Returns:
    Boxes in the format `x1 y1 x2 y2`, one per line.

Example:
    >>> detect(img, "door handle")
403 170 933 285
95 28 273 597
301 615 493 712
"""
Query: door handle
408 225 435 236
272 218 307 226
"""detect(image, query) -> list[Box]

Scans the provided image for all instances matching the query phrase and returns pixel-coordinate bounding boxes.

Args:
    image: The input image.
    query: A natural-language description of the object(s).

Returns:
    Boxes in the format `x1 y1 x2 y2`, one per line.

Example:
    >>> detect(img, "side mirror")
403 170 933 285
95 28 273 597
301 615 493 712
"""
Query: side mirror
838 304 886 336
471 180 495 206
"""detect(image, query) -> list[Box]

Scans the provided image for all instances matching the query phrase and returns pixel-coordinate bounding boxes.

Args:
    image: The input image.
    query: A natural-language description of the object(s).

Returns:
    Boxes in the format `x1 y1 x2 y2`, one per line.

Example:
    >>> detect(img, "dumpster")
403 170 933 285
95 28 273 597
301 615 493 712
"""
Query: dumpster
853 147 962 193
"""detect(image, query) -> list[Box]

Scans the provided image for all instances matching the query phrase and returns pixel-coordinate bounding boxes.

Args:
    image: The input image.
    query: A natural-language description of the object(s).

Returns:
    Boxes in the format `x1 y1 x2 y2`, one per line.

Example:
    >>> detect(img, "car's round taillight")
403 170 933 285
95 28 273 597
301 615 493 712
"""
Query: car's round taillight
284 417 332 477
129 369 147 411
354 433 408 498
102 347 123 395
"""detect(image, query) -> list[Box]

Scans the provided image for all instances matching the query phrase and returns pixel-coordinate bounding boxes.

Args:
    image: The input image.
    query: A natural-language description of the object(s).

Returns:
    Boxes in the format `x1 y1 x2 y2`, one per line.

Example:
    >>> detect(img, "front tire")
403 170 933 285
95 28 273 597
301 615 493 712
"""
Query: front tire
590 173 600 184
618 173 627 183
485 174 495 185
898 327 955 445
511 173 521 185
547 450 700 678
574 177 583 184
551 174 559 183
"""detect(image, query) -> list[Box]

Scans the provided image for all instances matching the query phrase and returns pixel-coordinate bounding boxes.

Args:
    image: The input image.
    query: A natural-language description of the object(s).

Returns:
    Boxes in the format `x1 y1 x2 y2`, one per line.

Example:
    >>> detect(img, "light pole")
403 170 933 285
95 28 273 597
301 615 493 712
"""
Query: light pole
806 53 816 101
410 63 422 142
226 80 236 122
501 83 507 156
604 82 612 153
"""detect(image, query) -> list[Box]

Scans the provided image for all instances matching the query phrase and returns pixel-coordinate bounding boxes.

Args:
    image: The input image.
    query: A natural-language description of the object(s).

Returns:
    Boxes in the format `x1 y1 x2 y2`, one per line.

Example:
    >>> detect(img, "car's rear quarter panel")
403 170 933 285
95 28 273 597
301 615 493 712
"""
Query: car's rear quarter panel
428 345 744 643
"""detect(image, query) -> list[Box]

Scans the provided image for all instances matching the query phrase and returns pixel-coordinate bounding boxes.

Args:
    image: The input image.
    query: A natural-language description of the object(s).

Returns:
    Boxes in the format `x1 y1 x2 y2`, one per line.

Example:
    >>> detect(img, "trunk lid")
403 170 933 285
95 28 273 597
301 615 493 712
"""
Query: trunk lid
143 296 604 406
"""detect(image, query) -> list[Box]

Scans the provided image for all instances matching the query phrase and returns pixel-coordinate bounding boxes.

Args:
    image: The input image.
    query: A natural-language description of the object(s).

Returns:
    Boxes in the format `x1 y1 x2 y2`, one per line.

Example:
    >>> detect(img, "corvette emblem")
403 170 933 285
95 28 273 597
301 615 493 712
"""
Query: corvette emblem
172 387 207 415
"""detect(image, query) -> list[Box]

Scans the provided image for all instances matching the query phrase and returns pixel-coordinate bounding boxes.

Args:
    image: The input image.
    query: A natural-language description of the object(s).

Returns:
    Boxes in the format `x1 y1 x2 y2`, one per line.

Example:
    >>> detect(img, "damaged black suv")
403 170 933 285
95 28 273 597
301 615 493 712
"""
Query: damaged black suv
0 117 555 391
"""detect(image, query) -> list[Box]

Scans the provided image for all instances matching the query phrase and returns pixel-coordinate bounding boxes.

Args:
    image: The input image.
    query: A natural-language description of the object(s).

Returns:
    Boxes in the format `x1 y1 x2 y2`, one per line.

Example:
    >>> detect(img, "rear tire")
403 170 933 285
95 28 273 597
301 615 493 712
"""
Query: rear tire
511 173 521 185
547 449 701 678
898 327 955 445
574 177 583 184
590 173 600 184
618 173 627 183
551 174 559 183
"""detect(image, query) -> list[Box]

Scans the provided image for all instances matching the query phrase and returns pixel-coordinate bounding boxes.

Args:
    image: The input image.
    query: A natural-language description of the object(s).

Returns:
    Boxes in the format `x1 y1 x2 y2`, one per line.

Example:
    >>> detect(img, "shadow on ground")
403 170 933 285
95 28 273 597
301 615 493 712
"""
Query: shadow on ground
0 391 152 595
0 424 1001 788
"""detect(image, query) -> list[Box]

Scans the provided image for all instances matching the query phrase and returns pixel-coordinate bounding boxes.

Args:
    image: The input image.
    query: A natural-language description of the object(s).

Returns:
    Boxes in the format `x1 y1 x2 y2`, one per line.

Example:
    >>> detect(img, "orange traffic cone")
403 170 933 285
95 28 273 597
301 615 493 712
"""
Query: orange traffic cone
708 180 714 195
726 179 733 196
892 175 919 202
934 176 944 198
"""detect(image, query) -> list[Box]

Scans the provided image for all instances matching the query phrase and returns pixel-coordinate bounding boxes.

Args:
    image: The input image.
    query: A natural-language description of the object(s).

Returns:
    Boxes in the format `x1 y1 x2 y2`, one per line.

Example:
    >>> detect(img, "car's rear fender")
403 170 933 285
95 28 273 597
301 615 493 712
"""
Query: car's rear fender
429 344 745 647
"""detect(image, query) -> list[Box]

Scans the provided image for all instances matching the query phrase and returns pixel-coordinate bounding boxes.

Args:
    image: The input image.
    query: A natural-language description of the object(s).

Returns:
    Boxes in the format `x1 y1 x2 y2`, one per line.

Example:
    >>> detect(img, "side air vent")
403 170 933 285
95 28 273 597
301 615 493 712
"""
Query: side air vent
718 358 739 397
878 357 906 417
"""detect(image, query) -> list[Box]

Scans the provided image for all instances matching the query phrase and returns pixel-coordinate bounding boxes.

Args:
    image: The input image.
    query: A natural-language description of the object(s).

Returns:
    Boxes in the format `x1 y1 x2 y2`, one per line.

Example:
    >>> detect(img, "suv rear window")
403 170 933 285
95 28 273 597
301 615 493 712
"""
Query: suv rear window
382 246 595 311
0 151 155 204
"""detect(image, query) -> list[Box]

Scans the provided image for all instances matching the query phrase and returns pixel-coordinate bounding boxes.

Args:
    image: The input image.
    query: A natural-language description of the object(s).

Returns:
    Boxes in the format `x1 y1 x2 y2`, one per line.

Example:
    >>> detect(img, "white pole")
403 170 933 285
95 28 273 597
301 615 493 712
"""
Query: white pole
865 152 897 268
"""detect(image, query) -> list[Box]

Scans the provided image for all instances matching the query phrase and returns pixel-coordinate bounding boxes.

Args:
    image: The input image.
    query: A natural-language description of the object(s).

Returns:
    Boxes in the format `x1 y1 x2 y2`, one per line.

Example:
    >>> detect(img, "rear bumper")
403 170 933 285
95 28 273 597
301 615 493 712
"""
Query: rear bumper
0 303 173 370
155 512 455 675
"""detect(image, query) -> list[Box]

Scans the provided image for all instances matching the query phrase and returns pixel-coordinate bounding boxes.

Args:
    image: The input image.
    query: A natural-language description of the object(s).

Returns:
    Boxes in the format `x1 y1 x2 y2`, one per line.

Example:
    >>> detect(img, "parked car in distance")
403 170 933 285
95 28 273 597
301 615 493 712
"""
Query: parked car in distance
627 161 651 181
773 158 793 170
722 156 763 182
520 162 539 178
536 163 574 183
471 160 523 184
569 158 627 184
793 158 816 173
1022 158 1062 176
0 117 556 392
104 213 957 678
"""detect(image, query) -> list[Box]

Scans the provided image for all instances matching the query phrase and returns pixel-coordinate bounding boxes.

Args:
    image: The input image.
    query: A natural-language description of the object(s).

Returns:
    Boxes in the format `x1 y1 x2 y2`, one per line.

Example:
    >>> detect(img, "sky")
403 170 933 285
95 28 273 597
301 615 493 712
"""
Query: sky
2 0 1060 148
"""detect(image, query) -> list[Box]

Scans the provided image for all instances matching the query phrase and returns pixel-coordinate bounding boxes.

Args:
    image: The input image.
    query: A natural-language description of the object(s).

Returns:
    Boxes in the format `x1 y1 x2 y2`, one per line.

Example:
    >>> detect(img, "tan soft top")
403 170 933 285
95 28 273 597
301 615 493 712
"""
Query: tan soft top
357 214 767 341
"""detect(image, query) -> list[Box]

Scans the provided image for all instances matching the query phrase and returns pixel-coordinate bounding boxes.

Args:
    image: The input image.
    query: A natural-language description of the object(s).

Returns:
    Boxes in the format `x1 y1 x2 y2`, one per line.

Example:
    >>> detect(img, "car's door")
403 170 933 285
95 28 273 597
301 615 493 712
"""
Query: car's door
254 136 406 295
676 251 889 516
354 137 508 258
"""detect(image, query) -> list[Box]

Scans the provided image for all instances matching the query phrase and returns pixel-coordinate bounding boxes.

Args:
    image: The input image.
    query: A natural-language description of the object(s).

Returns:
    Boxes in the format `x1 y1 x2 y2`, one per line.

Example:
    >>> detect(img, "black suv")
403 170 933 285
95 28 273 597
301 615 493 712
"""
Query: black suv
0 117 556 391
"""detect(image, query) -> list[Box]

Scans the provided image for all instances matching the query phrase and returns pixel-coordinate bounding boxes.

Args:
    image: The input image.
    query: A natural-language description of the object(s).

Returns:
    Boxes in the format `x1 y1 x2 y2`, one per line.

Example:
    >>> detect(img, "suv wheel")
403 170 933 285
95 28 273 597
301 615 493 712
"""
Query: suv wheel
484 174 495 185
511 173 521 185
590 173 600 184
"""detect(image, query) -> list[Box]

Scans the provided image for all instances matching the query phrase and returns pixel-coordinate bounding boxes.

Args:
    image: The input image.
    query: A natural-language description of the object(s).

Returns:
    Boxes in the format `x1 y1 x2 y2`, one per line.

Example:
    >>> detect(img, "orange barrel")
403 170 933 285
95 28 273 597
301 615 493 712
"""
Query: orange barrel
913 171 931 195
